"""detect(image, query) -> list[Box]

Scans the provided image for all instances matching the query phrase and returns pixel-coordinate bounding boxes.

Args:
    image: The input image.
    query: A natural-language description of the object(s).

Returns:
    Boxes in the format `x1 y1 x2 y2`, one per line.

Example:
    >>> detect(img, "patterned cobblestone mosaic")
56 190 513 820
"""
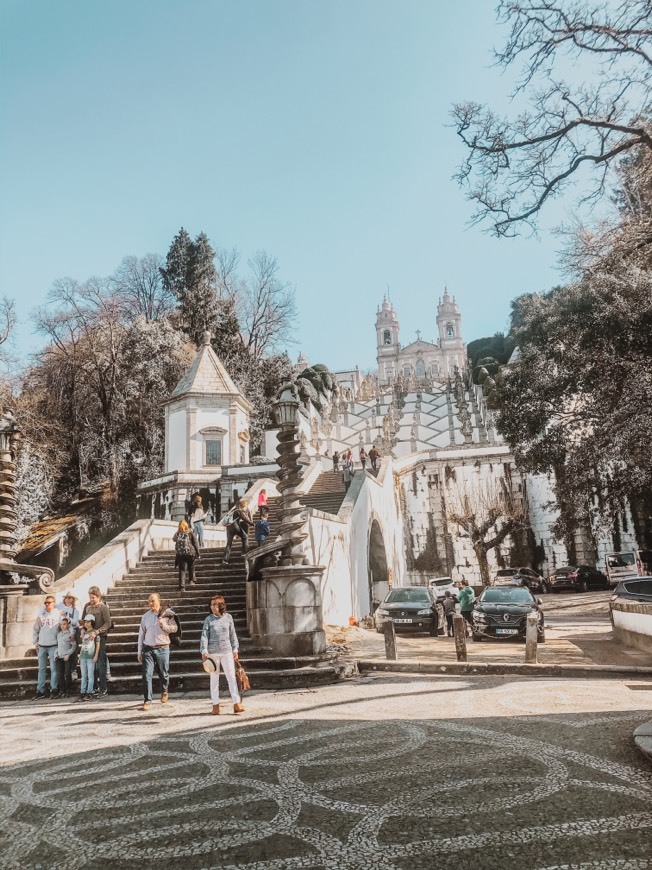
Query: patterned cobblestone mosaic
1 676 651 869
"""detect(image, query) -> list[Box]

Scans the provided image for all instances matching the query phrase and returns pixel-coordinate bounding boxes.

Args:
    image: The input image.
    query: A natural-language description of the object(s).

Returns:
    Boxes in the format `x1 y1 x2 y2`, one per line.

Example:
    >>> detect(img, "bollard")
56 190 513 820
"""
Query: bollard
525 612 539 663
453 614 467 662
383 619 398 660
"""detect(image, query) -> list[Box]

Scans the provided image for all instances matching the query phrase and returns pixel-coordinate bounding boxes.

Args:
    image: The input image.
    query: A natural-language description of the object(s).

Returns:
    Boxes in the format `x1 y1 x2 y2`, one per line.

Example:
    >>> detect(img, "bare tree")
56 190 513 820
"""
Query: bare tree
447 477 527 584
215 246 245 301
241 251 298 362
110 253 174 322
453 0 652 236
0 297 15 348
33 277 130 494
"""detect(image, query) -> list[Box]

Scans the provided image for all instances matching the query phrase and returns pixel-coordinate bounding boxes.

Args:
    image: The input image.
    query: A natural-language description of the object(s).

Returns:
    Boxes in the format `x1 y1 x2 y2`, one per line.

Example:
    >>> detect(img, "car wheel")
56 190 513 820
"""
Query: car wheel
472 632 482 642
538 631 546 643
579 579 588 593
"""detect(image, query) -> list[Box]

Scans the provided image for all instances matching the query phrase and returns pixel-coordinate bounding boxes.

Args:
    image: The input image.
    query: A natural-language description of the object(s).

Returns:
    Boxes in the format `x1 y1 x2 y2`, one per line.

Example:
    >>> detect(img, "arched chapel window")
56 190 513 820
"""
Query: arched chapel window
415 359 426 378
383 329 391 345
403 364 412 379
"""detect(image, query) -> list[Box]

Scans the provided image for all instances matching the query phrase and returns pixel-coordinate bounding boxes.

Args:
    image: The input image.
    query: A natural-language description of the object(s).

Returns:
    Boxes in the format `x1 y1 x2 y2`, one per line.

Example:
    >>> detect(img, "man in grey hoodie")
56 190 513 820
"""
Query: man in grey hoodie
33 595 62 699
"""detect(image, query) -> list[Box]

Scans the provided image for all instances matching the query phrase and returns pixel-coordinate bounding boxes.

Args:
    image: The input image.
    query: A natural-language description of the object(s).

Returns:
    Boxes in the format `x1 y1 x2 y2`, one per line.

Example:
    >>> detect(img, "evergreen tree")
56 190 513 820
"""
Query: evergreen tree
187 232 219 344
160 227 192 302
161 228 220 346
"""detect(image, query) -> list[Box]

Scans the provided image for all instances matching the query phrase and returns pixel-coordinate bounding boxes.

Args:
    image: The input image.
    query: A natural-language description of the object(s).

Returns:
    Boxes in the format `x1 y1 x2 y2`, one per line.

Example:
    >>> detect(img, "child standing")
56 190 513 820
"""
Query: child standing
442 590 456 637
255 507 270 547
79 615 100 700
55 617 78 697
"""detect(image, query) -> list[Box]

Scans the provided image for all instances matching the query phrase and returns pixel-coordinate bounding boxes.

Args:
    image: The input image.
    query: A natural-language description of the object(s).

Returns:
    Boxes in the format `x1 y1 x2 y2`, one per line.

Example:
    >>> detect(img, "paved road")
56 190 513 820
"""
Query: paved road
1 674 651 869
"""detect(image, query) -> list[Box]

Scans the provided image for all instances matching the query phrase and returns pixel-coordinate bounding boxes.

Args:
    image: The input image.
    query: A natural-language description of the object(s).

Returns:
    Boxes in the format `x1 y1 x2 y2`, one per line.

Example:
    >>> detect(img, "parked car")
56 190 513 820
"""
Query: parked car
472 585 545 642
375 586 439 635
428 576 458 601
610 577 652 604
547 565 609 593
493 567 547 594
604 550 652 584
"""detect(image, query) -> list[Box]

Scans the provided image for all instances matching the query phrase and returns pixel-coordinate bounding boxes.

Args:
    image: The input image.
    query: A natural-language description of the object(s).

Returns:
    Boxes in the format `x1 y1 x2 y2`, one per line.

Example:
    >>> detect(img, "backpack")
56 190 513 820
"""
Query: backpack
175 532 194 557
169 614 182 647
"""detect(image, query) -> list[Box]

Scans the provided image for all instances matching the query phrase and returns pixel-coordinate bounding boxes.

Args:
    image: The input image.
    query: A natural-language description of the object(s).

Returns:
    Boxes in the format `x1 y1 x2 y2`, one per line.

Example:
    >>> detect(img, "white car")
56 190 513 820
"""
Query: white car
428 577 459 601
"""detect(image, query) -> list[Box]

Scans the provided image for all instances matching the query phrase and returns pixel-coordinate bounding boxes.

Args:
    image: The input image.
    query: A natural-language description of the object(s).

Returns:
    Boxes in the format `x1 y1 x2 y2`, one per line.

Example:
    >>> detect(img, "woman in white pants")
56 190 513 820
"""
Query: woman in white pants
200 595 244 715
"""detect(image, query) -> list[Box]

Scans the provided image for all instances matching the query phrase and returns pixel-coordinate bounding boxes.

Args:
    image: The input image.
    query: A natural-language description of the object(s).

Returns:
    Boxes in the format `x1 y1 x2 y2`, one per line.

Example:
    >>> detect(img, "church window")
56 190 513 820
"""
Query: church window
446 322 454 338
205 439 222 466
415 359 426 378
383 329 392 345
431 363 439 377
403 364 412 378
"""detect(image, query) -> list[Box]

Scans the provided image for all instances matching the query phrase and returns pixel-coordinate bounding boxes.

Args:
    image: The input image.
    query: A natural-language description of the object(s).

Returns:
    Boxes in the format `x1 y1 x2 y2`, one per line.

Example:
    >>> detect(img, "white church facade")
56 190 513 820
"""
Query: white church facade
375 289 467 385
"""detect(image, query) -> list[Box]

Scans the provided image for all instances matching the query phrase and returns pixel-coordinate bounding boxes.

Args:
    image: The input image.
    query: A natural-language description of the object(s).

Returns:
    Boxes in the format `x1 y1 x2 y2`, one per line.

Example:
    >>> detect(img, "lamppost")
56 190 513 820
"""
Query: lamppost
272 384 308 567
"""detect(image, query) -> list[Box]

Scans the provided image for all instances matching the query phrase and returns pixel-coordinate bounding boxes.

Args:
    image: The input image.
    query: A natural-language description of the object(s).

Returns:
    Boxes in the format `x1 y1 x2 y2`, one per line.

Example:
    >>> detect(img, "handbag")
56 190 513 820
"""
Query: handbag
235 662 250 694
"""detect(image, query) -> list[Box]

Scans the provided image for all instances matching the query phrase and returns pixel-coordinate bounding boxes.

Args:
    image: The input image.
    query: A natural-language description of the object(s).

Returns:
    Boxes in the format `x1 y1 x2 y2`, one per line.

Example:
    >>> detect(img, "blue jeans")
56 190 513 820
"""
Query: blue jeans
80 657 95 695
37 645 58 693
142 645 170 702
193 521 204 547
94 635 108 692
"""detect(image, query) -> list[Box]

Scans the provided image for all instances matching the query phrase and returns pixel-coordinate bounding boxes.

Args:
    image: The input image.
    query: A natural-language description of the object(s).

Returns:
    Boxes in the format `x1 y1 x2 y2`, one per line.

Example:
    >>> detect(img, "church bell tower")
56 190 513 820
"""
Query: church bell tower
376 296 399 384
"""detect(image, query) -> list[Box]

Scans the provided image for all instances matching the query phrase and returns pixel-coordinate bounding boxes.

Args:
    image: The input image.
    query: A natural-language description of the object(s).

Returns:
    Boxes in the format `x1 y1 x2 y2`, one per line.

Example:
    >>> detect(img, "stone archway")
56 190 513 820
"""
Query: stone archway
368 519 389 612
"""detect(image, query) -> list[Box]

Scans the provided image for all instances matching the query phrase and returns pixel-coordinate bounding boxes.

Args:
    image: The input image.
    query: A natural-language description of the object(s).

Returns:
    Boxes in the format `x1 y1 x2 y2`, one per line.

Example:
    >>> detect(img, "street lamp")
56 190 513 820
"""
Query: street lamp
273 385 300 429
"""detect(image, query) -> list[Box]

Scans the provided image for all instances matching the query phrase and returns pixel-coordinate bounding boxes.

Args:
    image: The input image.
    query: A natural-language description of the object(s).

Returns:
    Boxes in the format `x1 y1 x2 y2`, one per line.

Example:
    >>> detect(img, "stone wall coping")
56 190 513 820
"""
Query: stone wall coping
432 444 512 462
137 469 223 491
223 464 278 478
611 600 652 615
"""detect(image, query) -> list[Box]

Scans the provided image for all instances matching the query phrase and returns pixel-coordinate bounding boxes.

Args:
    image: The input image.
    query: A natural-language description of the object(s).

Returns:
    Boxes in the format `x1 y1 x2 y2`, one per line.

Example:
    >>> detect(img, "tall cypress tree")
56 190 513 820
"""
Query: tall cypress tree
161 228 220 346
160 227 192 303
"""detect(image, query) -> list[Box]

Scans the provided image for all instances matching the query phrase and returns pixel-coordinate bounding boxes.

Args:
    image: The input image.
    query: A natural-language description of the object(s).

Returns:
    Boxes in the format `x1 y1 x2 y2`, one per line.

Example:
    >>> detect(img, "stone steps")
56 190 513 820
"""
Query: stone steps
1 487 344 699
0 665 346 700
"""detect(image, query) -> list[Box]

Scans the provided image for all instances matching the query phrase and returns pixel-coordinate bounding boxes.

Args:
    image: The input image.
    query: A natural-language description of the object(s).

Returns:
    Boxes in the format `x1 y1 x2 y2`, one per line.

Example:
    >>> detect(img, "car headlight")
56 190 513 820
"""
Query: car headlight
417 608 432 616
473 612 487 622
377 608 389 616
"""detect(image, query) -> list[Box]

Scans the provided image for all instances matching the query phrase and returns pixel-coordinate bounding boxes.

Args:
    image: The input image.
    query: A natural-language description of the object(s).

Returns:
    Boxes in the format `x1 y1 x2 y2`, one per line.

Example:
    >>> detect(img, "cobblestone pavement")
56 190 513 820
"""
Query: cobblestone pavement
1 674 652 869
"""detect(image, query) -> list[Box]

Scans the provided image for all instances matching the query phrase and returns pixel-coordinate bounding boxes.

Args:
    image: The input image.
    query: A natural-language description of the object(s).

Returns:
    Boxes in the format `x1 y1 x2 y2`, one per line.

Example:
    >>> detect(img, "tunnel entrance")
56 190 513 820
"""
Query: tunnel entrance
368 519 389 611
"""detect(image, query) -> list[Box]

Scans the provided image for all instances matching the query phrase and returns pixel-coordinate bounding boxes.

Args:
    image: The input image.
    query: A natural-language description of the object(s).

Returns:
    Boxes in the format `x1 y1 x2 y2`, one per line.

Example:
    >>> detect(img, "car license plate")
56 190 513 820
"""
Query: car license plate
394 618 412 624
496 628 518 635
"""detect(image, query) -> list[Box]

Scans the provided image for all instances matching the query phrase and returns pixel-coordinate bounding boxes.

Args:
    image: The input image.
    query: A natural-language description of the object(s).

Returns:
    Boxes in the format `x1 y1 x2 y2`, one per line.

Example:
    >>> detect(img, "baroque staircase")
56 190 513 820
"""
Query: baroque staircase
300 470 348 515
0 495 349 700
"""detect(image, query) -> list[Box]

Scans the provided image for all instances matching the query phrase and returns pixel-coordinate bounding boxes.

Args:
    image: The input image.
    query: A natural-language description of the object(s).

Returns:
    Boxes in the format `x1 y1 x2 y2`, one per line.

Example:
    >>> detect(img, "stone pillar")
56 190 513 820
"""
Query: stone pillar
0 586 39 659
229 401 238 465
247 566 326 656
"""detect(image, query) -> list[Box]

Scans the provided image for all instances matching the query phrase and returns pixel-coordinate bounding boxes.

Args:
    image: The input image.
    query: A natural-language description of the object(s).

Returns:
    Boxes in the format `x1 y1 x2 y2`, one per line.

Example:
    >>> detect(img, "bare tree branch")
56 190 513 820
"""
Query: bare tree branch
453 0 652 235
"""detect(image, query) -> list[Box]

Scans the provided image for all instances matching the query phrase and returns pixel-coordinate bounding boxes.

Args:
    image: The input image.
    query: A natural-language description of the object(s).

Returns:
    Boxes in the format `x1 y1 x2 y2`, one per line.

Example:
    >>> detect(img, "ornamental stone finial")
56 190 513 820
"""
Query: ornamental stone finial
201 331 212 347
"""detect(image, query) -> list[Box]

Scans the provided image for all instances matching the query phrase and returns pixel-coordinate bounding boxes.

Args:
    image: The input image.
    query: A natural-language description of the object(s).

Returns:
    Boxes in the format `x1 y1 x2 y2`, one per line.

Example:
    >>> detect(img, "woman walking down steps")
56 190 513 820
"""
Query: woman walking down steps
200 595 244 716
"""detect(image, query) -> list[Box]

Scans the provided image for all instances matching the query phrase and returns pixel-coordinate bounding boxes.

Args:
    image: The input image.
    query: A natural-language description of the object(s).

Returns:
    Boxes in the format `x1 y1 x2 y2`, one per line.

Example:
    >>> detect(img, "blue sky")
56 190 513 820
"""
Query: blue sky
1 0 571 371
